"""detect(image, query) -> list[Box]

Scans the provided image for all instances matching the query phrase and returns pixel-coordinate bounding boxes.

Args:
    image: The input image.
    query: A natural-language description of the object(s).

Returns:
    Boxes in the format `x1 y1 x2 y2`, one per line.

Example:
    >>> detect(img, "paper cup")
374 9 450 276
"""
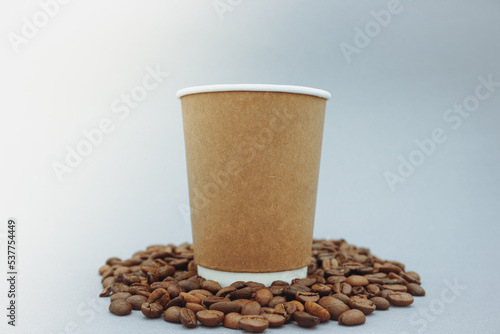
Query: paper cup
177 84 330 287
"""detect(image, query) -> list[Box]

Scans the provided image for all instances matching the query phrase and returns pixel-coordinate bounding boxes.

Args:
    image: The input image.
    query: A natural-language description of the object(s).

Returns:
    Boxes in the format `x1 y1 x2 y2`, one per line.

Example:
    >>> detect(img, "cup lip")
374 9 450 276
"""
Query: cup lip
176 84 331 100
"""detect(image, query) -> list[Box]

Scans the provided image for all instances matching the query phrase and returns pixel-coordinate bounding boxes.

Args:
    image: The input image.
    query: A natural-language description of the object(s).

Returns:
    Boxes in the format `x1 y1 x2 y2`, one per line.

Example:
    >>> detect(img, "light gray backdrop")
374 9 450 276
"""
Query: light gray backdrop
1 0 499 333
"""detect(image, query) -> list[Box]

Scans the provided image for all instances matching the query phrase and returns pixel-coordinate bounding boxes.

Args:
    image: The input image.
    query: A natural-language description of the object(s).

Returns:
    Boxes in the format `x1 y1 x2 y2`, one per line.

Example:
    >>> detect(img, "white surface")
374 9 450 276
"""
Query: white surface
197 266 308 287
176 84 331 99
1 1 500 334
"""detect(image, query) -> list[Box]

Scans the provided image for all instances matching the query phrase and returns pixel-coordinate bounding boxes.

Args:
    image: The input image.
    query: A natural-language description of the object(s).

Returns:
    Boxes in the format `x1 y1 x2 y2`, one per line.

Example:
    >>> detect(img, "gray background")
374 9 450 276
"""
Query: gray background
1 0 499 333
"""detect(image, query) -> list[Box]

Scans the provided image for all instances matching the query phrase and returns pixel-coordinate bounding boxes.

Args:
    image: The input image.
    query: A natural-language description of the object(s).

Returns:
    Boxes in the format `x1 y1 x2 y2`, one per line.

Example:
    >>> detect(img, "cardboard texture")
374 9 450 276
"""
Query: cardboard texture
181 91 327 273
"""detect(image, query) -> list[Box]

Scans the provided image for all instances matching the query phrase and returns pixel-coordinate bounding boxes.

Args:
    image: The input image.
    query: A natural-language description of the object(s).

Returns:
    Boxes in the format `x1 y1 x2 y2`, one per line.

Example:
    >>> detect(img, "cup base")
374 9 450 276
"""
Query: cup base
197 265 308 287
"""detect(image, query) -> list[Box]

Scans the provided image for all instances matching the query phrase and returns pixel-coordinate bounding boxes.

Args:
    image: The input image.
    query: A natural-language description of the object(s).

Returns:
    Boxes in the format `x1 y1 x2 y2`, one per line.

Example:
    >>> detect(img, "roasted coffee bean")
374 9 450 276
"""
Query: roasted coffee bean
180 292 202 304
165 296 184 309
352 286 366 296
241 301 261 315
179 280 201 292
164 306 182 323
230 281 247 289
382 284 407 292
228 287 253 300
311 283 332 296
379 263 402 274
269 286 285 295
109 299 132 316
295 291 320 303
233 299 252 308
293 277 316 287
327 275 347 284
349 296 376 315
170 259 190 269
318 296 350 320
102 276 116 289
304 301 330 322
196 309 224 327
255 289 273 306
290 300 305 312
223 312 243 329
141 302 164 319
322 258 339 270
356 266 374 275
325 267 350 277
345 275 369 286
106 257 122 266
260 307 275 314
110 292 131 302
293 311 320 328
370 297 390 310
366 284 381 297
179 308 198 328
271 280 289 286
380 289 393 299
111 283 130 294
246 281 266 290
185 302 206 313
167 283 184 299
387 292 414 306
99 264 111 275
284 284 310 300
401 271 421 284
262 313 286 327
269 296 287 308
338 309 366 326
202 296 230 308
238 316 269 333
148 288 170 307
209 301 242 314
201 280 222 294
216 286 236 297
407 283 426 296
126 295 147 310
150 282 171 290
332 293 350 305
99 286 112 297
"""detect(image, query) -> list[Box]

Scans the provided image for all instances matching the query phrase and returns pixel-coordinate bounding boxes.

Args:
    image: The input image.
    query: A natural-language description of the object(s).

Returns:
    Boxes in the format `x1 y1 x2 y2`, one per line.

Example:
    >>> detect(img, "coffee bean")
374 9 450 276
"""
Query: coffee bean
209 301 241 314
304 301 330 322
295 291 320 303
318 296 350 320
167 284 184 299
245 281 266 290
345 275 369 286
126 295 147 310
269 296 287 308
185 302 206 313
229 287 253 300
290 300 305 312
293 277 316 287
387 292 414 306
366 284 381 297
165 296 184 309
325 267 350 277
241 301 261 315
338 309 366 326
262 313 286 327
379 263 402 274
196 309 224 327
223 312 243 329
401 271 421 284
269 286 285 295
141 302 163 318
322 257 339 270
179 308 198 328
148 288 170 307
380 289 393 299
110 292 131 302
202 296 230 308
348 296 376 315
407 283 426 296
164 306 181 323
293 311 320 328
311 283 332 296
216 286 236 298
238 316 269 333
106 257 121 266
370 297 390 310
271 280 289 286
255 289 273 306
382 284 407 292
179 280 201 292
201 280 222 294
332 293 350 305
109 299 132 316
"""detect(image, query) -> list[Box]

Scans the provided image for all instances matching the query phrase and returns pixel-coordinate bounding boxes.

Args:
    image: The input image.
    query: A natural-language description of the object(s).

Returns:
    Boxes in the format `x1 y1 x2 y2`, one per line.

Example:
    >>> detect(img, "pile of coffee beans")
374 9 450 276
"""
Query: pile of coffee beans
98 239 424 331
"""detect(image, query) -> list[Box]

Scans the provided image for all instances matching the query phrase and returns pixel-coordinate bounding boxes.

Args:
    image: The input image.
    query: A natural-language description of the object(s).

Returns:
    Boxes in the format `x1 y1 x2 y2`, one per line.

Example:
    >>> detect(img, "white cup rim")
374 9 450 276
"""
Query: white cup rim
176 84 331 100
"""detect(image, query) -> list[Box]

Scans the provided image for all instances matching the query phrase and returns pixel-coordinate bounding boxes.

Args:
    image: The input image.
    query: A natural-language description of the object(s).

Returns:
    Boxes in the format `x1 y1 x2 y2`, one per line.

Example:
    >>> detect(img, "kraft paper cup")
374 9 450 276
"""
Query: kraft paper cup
177 84 330 287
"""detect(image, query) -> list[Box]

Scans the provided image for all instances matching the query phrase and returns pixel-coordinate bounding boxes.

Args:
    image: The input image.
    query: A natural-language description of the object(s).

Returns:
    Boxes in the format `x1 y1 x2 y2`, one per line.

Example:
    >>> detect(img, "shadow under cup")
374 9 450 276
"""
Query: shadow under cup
177 84 330 287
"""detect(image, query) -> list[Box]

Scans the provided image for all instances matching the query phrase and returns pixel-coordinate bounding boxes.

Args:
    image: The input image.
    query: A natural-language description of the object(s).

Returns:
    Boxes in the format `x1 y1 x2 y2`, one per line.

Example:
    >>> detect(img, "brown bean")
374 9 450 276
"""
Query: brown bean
262 313 286 327
241 301 261 315
223 312 243 329
370 297 390 310
338 309 366 326
296 291 320 303
387 292 414 306
407 283 426 296
141 302 163 319
179 308 198 328
163 306 181 323
349 296 376 315
318 296 350 320
345 275 369 286
269 296 287 308
304 301 330 322
382 284 408 292
293 311 320 328
109 299 132 316
201 280 222 294
196 309 224 327
238 316 269 333
255 289 273 306
126 295 147 310
209 301 241 314
110 292 131 302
